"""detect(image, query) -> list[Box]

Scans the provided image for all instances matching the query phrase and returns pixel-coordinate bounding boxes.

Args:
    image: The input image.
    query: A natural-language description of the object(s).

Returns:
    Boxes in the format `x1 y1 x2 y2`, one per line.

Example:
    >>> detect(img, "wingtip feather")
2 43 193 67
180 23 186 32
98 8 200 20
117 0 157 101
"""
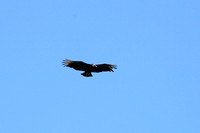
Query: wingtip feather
111 65 117 69
62 59 73 66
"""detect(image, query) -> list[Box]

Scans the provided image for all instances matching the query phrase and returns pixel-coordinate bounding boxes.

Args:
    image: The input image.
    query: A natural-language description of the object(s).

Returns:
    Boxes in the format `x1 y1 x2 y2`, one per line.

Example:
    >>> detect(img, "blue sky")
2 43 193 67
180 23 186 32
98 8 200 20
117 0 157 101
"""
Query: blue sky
0 0 200 133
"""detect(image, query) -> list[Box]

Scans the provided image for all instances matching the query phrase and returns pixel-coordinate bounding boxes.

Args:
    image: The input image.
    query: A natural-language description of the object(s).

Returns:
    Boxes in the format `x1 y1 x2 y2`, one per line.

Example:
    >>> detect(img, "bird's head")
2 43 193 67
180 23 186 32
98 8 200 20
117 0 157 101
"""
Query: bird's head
92 64 97 67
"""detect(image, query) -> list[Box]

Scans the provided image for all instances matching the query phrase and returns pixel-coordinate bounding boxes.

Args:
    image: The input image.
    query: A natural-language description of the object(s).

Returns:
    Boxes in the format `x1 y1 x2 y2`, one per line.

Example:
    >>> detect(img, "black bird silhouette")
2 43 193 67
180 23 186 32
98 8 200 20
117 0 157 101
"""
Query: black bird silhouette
62 59 117 77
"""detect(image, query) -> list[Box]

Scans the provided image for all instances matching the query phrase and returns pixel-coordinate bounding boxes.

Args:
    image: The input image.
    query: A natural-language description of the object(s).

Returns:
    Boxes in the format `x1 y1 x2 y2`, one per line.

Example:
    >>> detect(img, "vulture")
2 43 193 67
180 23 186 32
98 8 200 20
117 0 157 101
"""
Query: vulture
62 59 117 77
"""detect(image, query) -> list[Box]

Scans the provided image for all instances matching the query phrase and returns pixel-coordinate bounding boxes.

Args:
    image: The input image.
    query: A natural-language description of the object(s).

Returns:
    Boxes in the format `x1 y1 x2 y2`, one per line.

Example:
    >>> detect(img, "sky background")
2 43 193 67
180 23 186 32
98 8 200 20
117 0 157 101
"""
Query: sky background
0 0 200 133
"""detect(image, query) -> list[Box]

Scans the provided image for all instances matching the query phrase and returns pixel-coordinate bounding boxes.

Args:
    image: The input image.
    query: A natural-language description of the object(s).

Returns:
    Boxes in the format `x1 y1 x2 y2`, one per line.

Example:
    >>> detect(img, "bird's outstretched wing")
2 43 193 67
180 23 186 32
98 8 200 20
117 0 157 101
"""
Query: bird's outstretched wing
62 59 90 71
92 64 117 72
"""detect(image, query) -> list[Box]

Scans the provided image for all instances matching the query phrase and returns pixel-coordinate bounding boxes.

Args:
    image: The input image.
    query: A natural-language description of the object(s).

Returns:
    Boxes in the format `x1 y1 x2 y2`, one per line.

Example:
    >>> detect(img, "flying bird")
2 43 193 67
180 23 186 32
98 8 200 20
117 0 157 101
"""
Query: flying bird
62 59 117 77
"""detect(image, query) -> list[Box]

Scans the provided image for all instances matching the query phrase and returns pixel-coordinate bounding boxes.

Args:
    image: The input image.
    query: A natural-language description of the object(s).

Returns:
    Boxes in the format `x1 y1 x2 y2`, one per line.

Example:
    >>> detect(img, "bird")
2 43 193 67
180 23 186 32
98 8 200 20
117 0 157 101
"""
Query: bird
62 59 117 77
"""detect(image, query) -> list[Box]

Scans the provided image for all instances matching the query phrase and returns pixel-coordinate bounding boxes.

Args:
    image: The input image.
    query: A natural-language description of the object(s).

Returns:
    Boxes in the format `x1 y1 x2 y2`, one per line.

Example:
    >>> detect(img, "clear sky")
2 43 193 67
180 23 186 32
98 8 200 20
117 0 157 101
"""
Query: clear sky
0 0 200 133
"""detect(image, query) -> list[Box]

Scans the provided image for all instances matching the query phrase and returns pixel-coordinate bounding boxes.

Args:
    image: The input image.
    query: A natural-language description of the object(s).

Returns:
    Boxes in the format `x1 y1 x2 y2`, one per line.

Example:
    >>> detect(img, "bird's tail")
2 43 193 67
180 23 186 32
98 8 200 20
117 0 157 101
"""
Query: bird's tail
81 72 93 77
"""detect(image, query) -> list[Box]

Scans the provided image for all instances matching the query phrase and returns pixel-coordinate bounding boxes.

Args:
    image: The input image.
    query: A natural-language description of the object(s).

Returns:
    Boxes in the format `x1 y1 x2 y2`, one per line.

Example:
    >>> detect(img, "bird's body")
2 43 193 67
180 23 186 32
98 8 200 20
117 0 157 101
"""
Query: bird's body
62 59 117 77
